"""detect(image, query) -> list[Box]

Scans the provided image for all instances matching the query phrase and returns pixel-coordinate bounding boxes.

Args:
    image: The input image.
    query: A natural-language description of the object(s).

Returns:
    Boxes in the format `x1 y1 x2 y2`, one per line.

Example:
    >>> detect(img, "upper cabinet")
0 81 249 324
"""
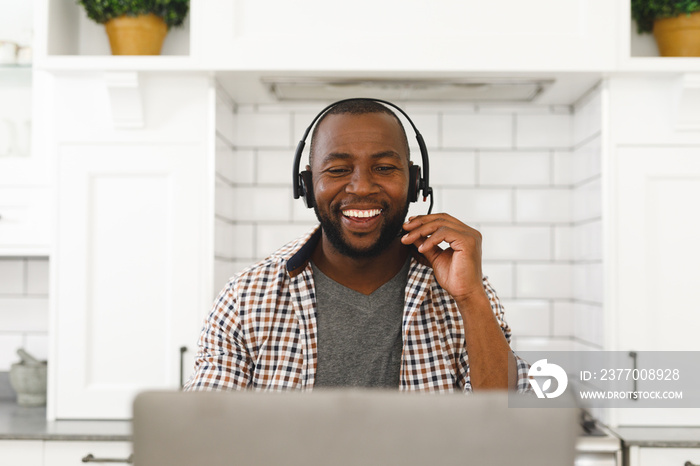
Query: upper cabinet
34 0 618 72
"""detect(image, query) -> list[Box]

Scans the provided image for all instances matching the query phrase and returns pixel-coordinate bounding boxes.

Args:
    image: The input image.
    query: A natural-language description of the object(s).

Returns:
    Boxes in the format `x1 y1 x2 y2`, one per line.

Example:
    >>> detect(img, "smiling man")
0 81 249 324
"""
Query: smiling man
185 99 530 392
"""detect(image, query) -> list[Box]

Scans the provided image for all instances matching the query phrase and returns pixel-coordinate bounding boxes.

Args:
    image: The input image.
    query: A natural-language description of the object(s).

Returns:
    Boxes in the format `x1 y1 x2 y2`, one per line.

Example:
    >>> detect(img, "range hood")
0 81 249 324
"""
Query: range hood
261 77 554 102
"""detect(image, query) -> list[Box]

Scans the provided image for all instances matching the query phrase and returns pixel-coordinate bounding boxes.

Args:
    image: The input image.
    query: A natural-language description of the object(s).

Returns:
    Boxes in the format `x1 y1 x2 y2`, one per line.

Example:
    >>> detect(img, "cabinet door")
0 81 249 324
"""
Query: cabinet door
630 446 700 466
613 146 700 426
53 144 206 419
44 441 132 466
0 440 43 466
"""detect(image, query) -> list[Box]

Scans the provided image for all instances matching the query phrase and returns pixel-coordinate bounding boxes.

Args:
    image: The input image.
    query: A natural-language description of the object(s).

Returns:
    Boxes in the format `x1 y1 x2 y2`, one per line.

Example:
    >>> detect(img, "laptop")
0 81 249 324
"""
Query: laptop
132 389 579 466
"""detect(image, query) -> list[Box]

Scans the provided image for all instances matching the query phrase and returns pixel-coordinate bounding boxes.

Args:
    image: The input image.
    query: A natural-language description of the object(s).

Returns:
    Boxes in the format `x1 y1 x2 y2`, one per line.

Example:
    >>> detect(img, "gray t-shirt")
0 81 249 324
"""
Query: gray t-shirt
311 259 410 388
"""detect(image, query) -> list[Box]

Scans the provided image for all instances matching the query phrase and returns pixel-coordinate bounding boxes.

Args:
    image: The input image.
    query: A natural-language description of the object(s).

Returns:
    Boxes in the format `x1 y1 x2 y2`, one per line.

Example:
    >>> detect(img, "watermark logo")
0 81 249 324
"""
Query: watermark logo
528 359 568 399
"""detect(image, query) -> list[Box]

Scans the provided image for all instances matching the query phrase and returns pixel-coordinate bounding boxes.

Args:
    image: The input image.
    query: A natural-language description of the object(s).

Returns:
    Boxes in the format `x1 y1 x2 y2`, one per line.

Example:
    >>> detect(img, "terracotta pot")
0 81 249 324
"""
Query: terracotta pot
104 13 168 55
653 11 700 57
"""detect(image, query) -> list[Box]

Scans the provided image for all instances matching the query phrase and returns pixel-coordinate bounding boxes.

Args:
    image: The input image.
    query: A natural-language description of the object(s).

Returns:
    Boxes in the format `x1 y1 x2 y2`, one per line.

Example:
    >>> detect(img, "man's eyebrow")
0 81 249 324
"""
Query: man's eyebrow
321 151 403 164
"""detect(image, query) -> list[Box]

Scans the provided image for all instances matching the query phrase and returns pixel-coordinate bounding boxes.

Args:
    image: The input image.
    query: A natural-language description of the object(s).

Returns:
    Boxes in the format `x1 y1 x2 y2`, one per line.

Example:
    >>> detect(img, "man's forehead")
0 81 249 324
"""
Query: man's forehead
314 113 405 148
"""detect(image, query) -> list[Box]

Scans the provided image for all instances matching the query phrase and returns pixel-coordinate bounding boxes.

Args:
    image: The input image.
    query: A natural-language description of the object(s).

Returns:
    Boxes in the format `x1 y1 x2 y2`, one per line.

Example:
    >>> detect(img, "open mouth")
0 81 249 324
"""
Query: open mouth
342 209 382 219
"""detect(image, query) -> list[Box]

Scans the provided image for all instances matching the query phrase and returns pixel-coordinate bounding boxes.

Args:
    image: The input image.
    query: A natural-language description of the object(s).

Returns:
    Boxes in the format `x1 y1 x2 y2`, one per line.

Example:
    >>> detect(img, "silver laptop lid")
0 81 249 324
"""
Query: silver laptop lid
133 390 579 466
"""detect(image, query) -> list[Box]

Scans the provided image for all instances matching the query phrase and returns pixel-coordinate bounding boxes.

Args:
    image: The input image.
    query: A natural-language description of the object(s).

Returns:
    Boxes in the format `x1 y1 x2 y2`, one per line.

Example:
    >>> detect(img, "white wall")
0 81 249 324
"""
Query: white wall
213 88 604 352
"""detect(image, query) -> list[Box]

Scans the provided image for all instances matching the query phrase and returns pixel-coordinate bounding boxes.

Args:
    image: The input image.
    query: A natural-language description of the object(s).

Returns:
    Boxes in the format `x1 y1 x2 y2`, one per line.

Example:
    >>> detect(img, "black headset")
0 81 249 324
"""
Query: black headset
292 98 433 213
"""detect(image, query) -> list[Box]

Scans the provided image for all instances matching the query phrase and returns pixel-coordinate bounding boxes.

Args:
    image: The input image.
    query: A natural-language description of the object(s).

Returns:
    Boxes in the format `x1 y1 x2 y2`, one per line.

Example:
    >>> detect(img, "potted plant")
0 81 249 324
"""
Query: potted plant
77 0 189 55
631 0 700 56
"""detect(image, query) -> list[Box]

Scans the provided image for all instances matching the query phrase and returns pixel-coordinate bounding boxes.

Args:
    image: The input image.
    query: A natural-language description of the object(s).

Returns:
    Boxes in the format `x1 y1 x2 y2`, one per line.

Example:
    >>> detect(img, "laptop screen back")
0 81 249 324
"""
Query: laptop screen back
132 390 579 466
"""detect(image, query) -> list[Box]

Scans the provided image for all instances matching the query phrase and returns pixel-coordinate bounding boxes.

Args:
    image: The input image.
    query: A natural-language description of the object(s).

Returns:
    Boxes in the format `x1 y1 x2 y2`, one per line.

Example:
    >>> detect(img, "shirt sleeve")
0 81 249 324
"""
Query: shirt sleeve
482 276 533 394
183 280 252 391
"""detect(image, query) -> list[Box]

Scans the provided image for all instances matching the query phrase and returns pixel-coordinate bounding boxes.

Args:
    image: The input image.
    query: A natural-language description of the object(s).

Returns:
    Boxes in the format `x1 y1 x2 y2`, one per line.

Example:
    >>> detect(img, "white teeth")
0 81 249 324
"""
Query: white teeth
342 209 382 218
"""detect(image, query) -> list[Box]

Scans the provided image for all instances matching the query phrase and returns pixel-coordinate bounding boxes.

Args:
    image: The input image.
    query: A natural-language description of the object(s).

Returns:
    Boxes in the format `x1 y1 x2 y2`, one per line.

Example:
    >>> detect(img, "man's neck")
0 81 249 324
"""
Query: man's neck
310 235 409 295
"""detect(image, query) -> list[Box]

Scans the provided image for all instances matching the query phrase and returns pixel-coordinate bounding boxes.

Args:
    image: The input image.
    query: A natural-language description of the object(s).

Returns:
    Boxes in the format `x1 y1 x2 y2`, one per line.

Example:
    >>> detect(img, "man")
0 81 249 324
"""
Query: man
185 99 530 392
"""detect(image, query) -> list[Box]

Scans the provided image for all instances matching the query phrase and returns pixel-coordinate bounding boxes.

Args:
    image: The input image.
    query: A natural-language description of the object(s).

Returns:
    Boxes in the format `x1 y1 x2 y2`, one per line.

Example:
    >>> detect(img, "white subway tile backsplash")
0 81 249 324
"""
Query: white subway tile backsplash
573 263 603 304
479 226 551 261
553 225 574 261
515 189 572 223
0 259 24 295
442 188 512 224
257 224 316 258
215 221 255 259
516 263 573 299
214 259 238 297
553 150 574 186
292 111 320 142
215 95 236 144
235 111 291 148
216 146 255 185
479 151 550 186
483 263 514 299
429 151 476 186
215 180 236 220
516 114 572 149
573 87 602 146
572 220 602 262
23 334 48 362
0 334 24 371
0 298 49 332
442 114 513 149
574 302 604 347
552 301 576 337
500 299 551 337
257 150 296 185
292 197 321 223
402 113 439 151
232 187 293 222
572 136 602 184
25 259 49 296
573 178 602 222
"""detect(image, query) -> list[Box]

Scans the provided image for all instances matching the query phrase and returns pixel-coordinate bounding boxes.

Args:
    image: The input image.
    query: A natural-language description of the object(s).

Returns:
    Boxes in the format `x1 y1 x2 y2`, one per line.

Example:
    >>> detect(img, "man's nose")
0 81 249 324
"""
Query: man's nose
346 168 380 196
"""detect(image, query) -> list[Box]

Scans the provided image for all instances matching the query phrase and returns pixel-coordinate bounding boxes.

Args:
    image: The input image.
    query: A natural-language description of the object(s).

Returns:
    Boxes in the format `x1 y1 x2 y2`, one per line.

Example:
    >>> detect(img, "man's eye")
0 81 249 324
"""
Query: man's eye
327 168 350 175
376 166 398 173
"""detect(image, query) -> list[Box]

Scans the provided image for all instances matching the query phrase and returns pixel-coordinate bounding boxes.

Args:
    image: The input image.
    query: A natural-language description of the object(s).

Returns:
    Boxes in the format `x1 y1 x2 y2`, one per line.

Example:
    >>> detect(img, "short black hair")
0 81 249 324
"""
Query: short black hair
308 99 411 163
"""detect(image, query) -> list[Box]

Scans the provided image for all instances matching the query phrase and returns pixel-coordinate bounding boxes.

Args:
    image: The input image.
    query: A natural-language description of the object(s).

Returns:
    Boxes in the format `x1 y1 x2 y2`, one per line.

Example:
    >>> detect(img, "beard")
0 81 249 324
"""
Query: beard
314 198 410 259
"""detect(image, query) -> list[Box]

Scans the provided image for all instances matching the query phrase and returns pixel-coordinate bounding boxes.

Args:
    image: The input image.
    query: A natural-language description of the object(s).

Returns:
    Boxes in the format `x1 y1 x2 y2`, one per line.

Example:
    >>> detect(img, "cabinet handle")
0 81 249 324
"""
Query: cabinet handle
82 453 134 463
629 351 638 400
179 345 188 388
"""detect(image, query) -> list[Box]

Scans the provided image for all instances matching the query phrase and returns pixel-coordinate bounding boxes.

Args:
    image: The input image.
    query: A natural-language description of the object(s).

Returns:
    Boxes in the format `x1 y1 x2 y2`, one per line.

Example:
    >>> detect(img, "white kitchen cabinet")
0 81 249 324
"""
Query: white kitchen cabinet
629 446 700 466
605 77 700 427
0 440 43 466
48 74 214 419
43 441 132 466
0 66 51 255
36 0 616 72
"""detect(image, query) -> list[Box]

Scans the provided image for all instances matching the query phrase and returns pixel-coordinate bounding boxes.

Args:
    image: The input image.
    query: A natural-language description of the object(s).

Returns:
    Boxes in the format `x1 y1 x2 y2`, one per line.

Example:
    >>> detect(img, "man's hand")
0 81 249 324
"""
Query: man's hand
401 213 516 390
400 213 486 303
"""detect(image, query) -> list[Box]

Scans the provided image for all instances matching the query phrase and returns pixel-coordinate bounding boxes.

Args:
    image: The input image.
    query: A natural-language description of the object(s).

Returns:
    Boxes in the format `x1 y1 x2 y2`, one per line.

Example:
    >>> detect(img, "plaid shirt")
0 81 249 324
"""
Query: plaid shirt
185 226 531 392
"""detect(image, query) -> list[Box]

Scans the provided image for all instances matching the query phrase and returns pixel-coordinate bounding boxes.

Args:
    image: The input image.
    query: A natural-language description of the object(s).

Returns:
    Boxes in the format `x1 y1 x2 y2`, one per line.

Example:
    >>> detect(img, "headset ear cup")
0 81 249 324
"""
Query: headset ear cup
299 170 315 208
408 165 421 203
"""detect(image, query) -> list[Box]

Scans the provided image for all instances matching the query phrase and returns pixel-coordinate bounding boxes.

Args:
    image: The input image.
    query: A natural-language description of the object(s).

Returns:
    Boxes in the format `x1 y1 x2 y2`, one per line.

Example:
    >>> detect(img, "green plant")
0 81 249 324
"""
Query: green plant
632 0 700 33
77 0 189 28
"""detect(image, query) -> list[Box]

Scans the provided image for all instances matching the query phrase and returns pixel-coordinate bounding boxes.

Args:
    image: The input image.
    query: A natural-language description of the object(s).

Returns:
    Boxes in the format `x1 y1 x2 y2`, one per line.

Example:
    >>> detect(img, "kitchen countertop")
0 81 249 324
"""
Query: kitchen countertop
0 402 131 441
614 427 700 448
0 374 130 441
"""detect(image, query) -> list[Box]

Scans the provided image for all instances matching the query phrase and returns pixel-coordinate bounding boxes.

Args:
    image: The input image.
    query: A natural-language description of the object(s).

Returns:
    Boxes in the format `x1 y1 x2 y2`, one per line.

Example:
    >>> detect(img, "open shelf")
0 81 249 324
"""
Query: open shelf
43 0 191 58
